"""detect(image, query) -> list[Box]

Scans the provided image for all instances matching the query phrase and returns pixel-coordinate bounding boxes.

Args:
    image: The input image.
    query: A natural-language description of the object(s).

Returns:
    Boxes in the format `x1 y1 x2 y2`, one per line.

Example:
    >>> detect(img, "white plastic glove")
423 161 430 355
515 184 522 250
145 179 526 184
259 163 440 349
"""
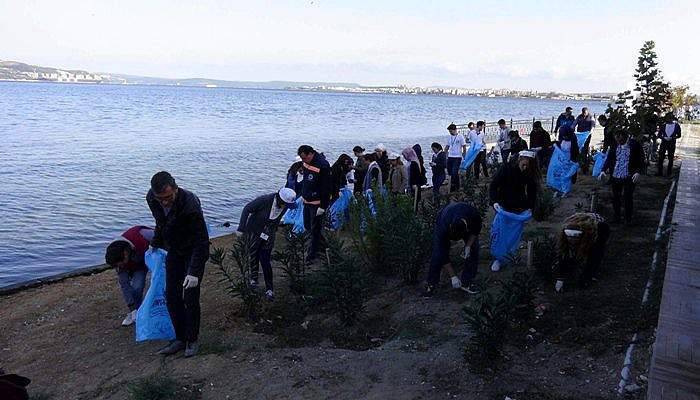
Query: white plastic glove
631 173 640 184
597 172 606 181
555 280 564 293
316 208 326 217
493 203 502 212
461 245 471 259
183 275 199 289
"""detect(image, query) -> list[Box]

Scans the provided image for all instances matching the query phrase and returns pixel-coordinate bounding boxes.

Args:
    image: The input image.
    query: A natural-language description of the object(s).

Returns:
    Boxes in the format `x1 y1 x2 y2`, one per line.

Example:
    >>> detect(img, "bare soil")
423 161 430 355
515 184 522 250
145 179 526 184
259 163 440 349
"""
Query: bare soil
0 167 676 400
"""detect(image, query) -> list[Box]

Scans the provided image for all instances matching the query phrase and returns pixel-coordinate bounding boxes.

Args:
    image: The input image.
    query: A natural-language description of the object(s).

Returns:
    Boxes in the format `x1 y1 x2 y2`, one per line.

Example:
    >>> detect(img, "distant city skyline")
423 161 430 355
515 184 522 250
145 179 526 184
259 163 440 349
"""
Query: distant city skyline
1 0 698 93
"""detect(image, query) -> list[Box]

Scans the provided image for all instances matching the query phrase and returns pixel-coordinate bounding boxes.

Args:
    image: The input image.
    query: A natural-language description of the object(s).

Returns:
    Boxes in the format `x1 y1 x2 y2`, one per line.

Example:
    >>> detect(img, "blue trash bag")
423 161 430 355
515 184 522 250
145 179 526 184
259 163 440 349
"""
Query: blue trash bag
136 248 176 342
460 140 484 171
575 131 591 152
490 208 532 263
592 151 607 177
329 188 354 230
282 197 306 233
546 145 579 194
365 188 378 216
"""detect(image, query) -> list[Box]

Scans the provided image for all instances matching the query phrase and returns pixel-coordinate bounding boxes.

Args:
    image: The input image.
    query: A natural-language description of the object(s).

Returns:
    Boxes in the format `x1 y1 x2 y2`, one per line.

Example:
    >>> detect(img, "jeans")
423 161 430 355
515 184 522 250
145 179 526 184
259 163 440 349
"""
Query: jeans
447 157 461 191
426 237 480 286
117 268 146 311
165 253 205 342
251 245 274 291
432 173 446 205
303 204 324 260
657 140 676 176
610 177 635 222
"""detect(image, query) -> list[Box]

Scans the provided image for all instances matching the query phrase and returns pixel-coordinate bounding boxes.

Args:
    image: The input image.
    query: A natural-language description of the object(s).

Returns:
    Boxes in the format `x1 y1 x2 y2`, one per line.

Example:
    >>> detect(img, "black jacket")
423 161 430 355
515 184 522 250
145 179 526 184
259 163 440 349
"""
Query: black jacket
509 137 528 156
431 151 447 177
300 152 332 209
147 187 210 277
412 144 428 186
237 193 287 249
656 122 682 142
529 128 552 149
556 131 580 162
489 163 537 212
602 138 644 177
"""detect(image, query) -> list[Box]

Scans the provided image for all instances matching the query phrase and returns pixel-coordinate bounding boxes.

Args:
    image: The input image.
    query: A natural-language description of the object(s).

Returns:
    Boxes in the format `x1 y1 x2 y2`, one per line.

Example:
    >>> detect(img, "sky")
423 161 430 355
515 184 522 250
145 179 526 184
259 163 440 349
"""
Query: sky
1 0 698 93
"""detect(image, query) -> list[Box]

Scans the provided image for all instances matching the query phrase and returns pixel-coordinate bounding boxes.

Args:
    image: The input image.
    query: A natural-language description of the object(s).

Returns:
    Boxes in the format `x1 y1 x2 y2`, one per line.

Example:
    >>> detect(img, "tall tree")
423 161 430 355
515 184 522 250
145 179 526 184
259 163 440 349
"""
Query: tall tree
670 85 698 118
631 41 671 133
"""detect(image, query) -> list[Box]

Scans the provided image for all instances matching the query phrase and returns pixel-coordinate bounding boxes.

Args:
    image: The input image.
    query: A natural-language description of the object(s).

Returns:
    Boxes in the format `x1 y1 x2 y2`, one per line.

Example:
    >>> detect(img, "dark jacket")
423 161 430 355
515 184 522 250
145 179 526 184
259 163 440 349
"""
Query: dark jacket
529 128 552 149
300 152 332 209
509 137 528 157
412 144 428 186
377 152 390 183
286 170 302 194
557 129 580 162
435 203 482 242
601 125 615 153
573 114 595 132
147 187 210 277
431 151 447 177
555 113 575 132
656 122 682 142
408 161 422 189
237 193 287 249
602 138 644 177
489 163 538 212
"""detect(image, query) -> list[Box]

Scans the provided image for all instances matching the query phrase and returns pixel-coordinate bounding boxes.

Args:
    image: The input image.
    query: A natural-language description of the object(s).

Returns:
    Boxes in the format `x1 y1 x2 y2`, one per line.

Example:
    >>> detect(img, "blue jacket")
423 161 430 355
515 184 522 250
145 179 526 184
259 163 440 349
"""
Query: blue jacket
300 152 332 209
435 203 482 243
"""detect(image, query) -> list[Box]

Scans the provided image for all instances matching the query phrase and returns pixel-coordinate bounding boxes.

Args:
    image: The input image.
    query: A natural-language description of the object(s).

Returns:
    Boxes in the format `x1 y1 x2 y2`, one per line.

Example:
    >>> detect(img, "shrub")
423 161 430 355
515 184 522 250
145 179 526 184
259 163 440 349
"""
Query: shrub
127 373 201 400
463 286 511 363
501 269 538 322
209 234 261 321
533 188 557 221
316 233 368 326
531 236 558 280
273 227 310 295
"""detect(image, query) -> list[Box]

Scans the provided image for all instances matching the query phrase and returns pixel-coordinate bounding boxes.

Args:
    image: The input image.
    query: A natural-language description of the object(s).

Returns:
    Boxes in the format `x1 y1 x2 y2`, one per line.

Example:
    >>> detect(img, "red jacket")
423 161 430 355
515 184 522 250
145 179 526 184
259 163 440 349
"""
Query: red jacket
116 226 153 272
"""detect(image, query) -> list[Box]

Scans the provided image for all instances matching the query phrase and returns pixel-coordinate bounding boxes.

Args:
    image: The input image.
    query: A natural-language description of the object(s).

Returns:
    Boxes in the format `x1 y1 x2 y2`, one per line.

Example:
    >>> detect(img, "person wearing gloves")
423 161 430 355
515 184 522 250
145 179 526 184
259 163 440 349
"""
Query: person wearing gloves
285 157 304 194
657 112 682 177
529 121 553 168
387 153 408 195
402 146 423 204
489 150 540 271
297 145 332 262
146 171 210 357
468 121 489 180
445 122 466 192
238 188 298 301
598 129 644 224
430 142 447 205
507 130 529 162
554 213 610 292
496 119 511 164
105 225 154 326
423 202 482 297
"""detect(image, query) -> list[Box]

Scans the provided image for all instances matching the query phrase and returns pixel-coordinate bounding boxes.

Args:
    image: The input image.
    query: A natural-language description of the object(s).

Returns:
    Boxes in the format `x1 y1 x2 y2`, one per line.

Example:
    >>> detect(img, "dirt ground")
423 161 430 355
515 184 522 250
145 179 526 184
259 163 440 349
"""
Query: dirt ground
0 160 678 399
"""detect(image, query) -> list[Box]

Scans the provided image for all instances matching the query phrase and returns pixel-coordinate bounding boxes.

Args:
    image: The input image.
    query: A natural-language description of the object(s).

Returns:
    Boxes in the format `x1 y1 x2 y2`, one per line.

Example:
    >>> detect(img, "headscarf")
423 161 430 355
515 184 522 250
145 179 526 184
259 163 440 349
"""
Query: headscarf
401 147 419 163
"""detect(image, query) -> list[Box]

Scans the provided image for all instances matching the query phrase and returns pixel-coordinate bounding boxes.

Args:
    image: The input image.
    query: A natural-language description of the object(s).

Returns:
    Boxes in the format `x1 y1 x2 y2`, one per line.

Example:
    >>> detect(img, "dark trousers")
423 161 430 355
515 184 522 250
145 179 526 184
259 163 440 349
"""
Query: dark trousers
427 238 480 286
474 150 488 179
500 150 510 165
555 222 610 283
303 204 323 260
610 177 635 222
165 254 203 342
447 157 461 191
251 245 274 291
657 140 676 176
432 173 446 204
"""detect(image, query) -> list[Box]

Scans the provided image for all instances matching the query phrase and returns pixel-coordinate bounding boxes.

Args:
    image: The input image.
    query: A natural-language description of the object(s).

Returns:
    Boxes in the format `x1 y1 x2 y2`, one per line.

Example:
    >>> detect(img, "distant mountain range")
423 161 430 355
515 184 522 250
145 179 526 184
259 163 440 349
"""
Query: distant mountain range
0 60 361 89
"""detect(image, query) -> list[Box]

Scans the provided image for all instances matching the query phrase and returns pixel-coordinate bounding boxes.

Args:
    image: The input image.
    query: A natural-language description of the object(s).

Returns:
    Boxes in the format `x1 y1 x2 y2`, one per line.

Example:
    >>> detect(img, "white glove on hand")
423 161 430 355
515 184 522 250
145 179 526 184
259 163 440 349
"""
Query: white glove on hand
631 173 640 184
461 245 471 259
316 208 326 217
597 172 606 181
493 203 502 212
183 275 199 289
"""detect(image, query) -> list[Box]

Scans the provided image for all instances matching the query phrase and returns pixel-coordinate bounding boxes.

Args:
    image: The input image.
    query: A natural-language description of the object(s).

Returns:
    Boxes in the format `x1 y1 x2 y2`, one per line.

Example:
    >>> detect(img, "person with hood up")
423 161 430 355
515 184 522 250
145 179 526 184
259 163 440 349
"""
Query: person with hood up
402 146 423 204
297 145 332 262
238 187 298 300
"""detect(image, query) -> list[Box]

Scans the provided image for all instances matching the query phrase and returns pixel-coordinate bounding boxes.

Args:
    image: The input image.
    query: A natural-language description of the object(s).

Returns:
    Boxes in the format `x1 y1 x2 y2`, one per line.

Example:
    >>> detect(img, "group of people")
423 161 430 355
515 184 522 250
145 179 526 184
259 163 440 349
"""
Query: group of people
102 108 682 358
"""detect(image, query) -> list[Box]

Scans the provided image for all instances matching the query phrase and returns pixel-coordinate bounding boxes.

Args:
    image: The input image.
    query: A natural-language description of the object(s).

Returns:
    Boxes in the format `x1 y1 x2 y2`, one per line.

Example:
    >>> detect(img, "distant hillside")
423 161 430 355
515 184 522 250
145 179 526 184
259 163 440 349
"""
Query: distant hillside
0 59 360 89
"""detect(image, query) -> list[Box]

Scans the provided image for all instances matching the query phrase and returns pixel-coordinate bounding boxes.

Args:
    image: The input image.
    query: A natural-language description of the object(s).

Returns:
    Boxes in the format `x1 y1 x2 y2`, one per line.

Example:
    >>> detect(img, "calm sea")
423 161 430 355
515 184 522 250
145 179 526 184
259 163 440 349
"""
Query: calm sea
0 82 606 287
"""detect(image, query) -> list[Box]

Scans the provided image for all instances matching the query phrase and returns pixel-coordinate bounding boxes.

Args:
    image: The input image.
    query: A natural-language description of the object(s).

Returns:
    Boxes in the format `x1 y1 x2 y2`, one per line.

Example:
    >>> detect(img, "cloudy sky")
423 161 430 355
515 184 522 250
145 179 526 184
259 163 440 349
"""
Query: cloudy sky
1 0 697 92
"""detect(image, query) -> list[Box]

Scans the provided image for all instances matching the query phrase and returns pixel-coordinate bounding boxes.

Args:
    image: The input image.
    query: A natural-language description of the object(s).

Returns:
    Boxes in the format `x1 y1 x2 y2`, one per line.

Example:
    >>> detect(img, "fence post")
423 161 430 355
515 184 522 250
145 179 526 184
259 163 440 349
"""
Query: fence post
551 116 555 132
509 118 513 128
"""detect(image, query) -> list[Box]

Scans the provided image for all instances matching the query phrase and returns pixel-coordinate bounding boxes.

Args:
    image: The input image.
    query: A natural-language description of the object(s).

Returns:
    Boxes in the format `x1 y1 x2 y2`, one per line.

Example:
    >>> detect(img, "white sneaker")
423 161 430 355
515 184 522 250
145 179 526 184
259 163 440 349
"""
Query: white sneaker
490 260 501 272
121 310 136 326
555 280 564 293
451 276 462 289
265 290 275 301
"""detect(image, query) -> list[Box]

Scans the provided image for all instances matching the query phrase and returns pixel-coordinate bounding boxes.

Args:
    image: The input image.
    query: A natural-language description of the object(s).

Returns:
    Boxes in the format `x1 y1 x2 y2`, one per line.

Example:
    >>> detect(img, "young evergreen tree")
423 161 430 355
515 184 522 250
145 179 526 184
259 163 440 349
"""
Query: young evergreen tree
631 40 671 134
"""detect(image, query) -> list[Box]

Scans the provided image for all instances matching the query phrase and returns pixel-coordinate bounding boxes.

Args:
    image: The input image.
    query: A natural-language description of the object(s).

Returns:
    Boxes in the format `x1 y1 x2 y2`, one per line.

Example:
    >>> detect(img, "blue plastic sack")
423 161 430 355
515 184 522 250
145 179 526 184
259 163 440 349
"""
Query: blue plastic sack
546 145 579 194
460 140 484 171
575 131 591 152
490 208 532 262
592 151 607 177
329 188 354 230
281 197 306 233
136 248 176 342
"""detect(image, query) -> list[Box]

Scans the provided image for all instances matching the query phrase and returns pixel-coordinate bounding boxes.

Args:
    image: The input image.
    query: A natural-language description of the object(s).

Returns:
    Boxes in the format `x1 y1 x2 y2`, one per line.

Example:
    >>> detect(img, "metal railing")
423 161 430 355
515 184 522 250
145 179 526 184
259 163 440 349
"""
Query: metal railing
455 117 559 143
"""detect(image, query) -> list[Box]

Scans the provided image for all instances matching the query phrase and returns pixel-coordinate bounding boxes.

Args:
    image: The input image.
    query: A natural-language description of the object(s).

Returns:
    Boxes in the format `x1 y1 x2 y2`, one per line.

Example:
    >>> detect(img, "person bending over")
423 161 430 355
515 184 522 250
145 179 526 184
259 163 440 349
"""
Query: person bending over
105 225 154 326
554 213 610 292
423 202 482 297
